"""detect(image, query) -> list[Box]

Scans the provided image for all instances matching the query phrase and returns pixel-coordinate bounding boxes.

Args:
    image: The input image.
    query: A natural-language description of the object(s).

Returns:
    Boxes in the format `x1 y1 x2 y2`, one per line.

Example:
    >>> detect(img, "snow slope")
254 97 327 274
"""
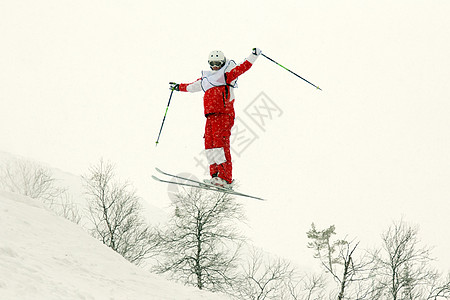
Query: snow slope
0 190 231 300
0 150 169 227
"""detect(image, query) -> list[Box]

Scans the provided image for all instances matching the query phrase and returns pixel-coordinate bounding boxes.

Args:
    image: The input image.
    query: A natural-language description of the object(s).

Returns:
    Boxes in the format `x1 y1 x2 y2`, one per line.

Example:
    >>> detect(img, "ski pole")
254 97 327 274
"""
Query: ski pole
155 89 175 146
261 53 322 91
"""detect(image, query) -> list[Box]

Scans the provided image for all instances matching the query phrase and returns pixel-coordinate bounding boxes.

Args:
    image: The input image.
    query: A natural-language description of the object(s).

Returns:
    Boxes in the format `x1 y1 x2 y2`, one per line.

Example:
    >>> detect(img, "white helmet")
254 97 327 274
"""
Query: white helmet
208 50 226 68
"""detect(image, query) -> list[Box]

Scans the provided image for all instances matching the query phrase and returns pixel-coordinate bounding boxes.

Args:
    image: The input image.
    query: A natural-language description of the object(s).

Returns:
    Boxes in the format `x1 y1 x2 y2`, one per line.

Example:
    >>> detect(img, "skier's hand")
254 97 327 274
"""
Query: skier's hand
169 82 180 91
252 48 262 56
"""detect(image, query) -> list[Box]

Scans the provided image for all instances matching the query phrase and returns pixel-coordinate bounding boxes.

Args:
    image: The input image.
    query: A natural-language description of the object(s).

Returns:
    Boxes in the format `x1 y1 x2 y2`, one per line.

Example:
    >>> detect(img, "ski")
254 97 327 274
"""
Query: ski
152 175 218 191
153 167 265 201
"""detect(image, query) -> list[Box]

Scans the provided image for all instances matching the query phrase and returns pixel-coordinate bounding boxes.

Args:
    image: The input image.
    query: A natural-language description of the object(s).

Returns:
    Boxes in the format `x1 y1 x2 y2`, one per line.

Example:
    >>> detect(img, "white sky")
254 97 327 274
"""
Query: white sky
1 1 450 270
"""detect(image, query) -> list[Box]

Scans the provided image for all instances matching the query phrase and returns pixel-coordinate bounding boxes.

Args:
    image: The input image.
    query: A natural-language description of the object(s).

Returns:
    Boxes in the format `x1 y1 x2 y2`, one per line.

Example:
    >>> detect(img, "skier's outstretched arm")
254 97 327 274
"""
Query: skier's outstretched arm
226 48 261 83
169 79 202 93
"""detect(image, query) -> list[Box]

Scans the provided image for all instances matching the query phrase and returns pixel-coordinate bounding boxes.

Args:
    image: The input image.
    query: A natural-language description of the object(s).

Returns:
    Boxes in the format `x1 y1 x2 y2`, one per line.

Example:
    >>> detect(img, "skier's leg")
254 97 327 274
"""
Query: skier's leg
204 114 234 184
204 116 219 177
216 139 232 183
213 114 234 184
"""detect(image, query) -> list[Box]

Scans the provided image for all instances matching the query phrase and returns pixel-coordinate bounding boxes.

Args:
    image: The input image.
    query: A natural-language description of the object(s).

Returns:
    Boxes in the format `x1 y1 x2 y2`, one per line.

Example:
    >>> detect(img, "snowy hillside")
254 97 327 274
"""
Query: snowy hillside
0 150 168 227
0 190 231 300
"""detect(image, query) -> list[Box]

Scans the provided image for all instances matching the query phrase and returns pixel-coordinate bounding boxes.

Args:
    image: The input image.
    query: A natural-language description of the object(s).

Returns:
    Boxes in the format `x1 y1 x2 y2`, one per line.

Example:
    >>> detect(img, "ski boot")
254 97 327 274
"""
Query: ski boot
204 177 234 190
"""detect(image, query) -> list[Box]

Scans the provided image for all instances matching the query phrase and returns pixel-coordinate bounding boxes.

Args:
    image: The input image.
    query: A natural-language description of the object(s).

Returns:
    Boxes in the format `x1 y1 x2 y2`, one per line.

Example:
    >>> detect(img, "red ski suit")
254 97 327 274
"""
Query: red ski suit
179 54 257 183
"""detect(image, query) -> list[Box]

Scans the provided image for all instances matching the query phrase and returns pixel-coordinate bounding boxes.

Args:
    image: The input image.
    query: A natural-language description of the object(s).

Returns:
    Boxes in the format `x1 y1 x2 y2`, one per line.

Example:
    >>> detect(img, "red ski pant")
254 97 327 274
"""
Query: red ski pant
204 113 234 183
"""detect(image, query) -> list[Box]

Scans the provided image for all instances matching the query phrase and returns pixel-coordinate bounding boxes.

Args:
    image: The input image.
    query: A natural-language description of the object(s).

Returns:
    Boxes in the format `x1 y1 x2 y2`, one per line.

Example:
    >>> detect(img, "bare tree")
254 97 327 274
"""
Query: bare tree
234 247 297 300
374 220 450 300
286 273 326 300
83 159 158 265
154 188 244 292
50 190 82 224
0 158 82 223
425 272 450 299
0 158 66 204
307 223 375 300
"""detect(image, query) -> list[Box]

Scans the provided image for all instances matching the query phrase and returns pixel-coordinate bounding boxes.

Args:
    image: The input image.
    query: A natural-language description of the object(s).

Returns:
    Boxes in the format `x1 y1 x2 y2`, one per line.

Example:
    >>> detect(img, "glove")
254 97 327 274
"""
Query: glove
252 48 262 56
169 82 180 91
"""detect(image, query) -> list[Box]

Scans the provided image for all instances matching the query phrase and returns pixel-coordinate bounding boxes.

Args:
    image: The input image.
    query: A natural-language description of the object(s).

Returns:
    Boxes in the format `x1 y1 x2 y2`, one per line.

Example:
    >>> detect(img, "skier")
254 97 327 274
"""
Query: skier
169 48 262 188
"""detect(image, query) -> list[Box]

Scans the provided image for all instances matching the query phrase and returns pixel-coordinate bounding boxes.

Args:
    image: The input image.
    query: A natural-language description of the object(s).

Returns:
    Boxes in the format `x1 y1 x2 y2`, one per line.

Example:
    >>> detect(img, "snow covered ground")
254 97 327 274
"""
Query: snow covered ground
0 190 231 300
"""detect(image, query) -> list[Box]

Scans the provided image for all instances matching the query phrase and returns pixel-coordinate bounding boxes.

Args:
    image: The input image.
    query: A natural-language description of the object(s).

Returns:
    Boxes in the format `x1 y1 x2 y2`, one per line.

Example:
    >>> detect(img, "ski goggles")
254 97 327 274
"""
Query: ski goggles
209 61 223 67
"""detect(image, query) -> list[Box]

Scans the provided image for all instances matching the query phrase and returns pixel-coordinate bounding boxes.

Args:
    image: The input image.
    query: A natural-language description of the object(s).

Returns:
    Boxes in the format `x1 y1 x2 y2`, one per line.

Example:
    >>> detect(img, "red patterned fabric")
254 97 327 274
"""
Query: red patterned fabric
204 113 234 183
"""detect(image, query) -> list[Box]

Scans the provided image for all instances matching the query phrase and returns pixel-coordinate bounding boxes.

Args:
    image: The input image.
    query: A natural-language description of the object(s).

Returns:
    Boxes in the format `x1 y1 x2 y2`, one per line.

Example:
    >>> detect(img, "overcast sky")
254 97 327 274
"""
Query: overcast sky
1 0 449 270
